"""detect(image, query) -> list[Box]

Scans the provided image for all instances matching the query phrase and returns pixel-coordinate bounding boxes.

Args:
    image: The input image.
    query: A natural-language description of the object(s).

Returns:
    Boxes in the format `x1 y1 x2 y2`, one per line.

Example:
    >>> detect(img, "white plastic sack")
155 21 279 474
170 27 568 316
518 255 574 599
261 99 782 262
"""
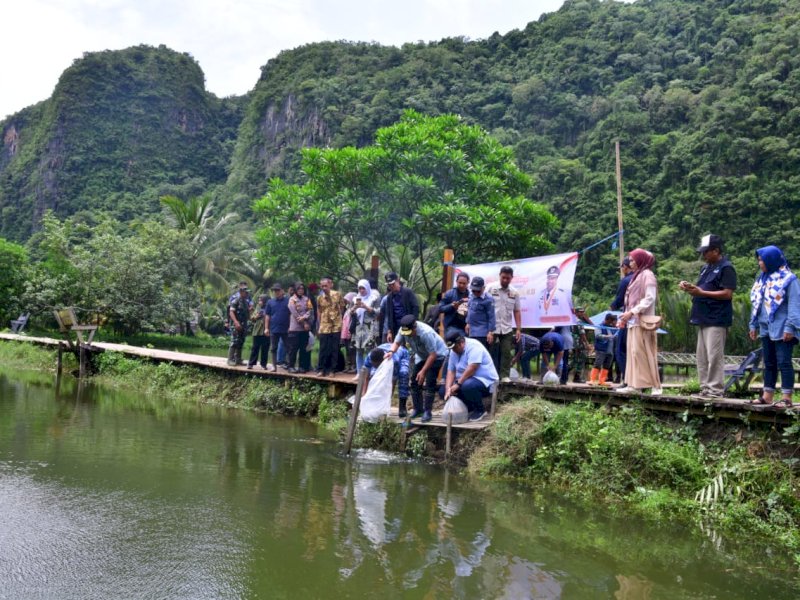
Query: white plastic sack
306 333 315 352
359 359 393 423
509 367 520 380
442 396 469 424
542 370 560 385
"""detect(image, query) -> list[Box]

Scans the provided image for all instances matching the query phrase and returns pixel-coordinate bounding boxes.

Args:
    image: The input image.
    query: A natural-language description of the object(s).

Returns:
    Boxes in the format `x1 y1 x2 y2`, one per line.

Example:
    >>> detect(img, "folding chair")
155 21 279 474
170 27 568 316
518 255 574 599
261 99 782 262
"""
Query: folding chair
723 349 762 395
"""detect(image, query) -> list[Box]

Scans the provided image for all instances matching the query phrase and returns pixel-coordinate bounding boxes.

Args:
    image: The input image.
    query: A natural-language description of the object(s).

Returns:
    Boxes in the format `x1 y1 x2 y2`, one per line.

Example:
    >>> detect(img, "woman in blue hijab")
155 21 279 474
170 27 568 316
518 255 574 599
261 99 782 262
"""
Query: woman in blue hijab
749 246 800 406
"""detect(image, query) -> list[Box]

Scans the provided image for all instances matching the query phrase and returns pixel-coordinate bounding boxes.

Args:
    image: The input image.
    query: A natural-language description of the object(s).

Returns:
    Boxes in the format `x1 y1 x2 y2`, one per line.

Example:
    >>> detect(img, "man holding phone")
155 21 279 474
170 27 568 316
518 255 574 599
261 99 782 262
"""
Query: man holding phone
679 234 737 398
439 272 471 334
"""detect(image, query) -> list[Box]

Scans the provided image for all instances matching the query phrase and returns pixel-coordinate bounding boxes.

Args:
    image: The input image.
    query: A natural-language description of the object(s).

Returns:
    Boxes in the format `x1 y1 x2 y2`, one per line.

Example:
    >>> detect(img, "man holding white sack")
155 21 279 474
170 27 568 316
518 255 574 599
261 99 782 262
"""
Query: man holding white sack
444 329 499 422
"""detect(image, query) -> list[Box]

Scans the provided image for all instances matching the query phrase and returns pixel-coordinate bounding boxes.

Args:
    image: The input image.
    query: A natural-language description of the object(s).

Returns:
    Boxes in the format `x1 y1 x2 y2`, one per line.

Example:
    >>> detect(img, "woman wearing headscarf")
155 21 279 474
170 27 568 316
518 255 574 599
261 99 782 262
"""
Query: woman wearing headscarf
616 248 662 395
350 279 381 372
748 246 800 407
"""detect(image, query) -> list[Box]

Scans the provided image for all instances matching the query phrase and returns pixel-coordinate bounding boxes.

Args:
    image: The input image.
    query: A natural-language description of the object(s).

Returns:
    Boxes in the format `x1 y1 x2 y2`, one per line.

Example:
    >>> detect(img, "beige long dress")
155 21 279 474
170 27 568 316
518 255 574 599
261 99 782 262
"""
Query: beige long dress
625 269 661 389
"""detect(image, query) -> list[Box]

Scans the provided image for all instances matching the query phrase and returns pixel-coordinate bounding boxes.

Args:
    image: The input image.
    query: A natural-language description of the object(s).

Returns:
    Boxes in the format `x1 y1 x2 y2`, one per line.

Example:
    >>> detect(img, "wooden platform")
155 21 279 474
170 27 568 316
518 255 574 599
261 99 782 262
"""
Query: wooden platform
1 332 795 426
379 407 493 430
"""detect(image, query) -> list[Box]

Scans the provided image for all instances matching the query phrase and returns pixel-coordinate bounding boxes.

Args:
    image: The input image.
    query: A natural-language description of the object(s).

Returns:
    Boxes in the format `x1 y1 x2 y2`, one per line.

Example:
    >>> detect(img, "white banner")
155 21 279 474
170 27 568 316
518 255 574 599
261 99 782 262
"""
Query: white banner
455 252 579 328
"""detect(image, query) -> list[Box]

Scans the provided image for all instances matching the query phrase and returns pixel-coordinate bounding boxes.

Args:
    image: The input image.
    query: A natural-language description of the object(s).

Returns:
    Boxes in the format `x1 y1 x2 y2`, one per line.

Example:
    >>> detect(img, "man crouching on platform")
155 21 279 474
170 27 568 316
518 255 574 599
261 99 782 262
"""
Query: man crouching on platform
443 329 499 422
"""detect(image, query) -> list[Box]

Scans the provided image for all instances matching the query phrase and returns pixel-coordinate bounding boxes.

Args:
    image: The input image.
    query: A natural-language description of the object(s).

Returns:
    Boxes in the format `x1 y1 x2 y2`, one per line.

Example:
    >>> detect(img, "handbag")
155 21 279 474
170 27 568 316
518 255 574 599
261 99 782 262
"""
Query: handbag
639 315 662 331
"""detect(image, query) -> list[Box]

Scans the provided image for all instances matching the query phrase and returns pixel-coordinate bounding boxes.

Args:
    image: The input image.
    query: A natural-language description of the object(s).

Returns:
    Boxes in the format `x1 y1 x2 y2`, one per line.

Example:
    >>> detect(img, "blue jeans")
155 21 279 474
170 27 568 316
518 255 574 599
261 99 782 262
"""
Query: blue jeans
761 336 796 394
518 349 539 378
460 377 491 413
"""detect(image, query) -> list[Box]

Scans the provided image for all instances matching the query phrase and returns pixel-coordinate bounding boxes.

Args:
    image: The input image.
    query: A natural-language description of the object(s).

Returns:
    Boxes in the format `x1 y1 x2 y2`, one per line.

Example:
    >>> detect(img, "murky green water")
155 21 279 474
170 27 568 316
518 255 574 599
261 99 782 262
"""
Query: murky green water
0 369 796 599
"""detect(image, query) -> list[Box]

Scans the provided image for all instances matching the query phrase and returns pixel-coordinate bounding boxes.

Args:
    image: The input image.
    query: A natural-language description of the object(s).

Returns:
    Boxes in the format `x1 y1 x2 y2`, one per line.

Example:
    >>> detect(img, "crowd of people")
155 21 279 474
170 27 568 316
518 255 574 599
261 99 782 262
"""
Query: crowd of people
227 232 800 418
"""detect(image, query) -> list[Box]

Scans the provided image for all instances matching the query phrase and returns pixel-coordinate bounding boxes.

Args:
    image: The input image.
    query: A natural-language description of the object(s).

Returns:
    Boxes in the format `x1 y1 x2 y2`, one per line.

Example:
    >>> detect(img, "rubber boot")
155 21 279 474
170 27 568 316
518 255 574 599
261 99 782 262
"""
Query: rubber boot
409 394 423 419
227 345 237 366
421 395 433 422
588 367 600 386
234 346 243 366
599 369 610 387
398 398 408 418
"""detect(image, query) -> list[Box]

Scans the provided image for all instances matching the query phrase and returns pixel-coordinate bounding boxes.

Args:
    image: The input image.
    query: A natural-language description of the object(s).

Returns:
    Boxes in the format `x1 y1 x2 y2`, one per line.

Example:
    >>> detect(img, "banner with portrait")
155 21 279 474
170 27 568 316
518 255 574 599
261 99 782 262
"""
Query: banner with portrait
455 252 579 328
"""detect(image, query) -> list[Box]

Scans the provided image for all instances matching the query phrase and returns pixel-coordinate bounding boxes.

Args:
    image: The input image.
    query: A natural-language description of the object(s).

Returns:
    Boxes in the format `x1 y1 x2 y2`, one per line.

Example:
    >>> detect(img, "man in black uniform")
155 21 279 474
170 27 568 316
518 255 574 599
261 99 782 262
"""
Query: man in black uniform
228 287 252 366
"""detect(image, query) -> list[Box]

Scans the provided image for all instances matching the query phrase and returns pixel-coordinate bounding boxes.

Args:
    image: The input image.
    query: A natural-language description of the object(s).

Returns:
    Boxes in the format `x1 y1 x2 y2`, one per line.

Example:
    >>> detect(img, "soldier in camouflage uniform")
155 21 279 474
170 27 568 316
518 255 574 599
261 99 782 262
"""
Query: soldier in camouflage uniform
227 287 252 366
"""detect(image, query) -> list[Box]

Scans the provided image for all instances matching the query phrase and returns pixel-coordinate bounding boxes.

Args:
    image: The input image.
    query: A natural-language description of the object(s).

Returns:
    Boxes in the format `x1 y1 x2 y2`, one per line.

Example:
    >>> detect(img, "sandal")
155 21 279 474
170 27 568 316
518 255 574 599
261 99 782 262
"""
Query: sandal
771 398 794 408
747 396 770 405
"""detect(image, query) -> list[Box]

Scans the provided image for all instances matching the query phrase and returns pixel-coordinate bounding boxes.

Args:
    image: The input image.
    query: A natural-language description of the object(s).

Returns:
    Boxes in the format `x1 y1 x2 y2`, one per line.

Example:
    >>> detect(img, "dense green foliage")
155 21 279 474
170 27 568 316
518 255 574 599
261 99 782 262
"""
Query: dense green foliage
0 45 244 240
255 110 557 298
470 397 800 564
0 237 26 324
3 0 800 313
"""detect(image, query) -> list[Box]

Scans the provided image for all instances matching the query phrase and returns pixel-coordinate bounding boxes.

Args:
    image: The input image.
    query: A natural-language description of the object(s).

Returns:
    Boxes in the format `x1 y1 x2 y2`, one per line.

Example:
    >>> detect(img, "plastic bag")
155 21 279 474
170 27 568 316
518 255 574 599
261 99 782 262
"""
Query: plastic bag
306 332 315 352
359 359 393 423
442 396 469 424
542 370 560 385
509 367 520 380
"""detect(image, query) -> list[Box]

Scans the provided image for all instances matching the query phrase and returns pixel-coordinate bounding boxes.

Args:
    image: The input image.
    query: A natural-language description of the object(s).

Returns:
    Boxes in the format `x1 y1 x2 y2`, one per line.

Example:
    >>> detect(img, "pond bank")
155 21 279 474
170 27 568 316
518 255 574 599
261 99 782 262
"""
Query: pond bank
1 340 799 572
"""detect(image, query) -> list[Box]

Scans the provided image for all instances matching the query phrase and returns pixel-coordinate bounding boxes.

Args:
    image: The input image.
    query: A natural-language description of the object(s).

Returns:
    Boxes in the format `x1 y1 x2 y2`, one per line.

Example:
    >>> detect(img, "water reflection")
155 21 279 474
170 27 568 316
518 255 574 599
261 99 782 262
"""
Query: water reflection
0 369 798 599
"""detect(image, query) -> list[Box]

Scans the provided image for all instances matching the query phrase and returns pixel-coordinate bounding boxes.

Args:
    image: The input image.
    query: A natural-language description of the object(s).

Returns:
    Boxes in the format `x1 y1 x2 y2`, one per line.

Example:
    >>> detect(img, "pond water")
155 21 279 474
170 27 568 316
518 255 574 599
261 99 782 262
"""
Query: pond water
0 369 796 599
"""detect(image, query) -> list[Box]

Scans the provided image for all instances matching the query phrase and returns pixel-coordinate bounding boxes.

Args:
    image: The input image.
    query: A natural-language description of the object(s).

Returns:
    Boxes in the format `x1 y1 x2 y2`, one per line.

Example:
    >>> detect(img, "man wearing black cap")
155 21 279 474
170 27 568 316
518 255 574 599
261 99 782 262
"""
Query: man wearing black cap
679 234 737 398
444 330 498 421
379 272 420 343
465 275 495 351
439 272 471 334
387 314 448 422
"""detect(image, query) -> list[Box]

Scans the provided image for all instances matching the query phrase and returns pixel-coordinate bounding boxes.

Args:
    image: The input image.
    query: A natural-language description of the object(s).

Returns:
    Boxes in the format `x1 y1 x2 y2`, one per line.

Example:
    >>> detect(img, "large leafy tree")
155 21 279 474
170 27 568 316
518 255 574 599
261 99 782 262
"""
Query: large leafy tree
0 238 27 325
254 110 557 301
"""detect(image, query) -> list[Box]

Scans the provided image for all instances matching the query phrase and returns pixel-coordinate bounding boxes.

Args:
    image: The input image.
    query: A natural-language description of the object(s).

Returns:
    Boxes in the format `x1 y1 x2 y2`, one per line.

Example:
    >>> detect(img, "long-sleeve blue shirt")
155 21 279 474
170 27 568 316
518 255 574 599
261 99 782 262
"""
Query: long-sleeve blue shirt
466 292 496 338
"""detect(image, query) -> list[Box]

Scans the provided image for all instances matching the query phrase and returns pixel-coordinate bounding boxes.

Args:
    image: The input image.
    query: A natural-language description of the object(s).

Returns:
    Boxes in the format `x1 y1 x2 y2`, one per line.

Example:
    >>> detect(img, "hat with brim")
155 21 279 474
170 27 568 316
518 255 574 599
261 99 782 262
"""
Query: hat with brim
445 328 464 348
399 314 416 335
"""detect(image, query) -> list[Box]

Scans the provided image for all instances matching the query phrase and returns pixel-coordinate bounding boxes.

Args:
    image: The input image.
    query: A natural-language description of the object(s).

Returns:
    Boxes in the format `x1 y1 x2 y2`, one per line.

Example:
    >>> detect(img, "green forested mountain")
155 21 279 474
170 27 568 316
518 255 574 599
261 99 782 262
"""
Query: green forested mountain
3 0 800 294
0 45 243 240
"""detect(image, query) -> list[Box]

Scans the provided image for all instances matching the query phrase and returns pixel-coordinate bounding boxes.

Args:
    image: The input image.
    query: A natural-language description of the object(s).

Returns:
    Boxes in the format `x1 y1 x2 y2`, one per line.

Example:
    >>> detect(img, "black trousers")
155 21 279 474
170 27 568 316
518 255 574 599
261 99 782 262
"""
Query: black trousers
248 335 270 367
318 332 340 372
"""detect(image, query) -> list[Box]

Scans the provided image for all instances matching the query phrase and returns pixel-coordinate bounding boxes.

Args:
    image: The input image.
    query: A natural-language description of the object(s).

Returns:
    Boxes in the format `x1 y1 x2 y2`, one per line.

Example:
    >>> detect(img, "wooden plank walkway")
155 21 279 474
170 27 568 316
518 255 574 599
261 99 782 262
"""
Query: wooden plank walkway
2 333 795 426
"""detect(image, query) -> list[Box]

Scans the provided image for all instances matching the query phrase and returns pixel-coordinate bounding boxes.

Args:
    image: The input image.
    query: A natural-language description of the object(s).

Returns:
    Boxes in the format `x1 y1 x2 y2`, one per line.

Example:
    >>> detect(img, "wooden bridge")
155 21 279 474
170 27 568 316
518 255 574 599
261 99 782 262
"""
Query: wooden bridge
1 333 796 429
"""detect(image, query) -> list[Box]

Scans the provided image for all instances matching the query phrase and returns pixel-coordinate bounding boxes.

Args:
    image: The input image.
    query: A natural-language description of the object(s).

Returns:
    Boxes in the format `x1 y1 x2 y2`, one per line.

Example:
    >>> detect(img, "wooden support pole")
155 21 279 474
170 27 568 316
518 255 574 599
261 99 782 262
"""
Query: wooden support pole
445 413 453 459
615 140 625 270
370 255 380 286
79 345 86 378
344 367 369 456
440 248 455 336
57 343 64 375
490 383 499 419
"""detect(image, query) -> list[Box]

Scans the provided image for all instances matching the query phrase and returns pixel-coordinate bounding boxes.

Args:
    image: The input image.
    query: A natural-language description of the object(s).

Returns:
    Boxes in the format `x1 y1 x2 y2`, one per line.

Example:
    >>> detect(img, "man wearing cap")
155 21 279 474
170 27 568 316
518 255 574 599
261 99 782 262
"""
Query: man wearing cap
379 272 420 343
439 272 471 334
487 266 522 381
264 283 290 372
610 258 634 383
388 315 448 422
534 265 573 326
679 234 737 398
465 276 495 351
444 330 499 421
227 286 251 366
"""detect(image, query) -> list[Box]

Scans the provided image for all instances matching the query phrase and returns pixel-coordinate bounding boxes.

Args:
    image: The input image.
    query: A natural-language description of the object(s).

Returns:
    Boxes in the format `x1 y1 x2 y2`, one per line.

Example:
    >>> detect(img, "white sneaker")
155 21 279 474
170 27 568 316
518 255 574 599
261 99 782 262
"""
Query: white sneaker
501 377 511 383
266 363 276 372
650 388 663 396
615 386 638 394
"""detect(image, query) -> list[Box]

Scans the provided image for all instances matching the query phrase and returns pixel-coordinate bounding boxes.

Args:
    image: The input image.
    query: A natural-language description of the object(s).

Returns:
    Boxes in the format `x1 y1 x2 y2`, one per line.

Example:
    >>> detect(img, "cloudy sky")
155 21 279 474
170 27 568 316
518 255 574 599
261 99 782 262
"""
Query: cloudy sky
1 0 573 120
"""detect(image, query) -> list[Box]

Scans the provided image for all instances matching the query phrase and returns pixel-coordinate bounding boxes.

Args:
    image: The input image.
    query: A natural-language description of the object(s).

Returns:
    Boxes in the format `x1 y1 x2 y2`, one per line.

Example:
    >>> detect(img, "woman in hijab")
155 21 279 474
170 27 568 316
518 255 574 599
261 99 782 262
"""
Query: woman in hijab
748 246 800 407
616 248 662 395
350 279 381 372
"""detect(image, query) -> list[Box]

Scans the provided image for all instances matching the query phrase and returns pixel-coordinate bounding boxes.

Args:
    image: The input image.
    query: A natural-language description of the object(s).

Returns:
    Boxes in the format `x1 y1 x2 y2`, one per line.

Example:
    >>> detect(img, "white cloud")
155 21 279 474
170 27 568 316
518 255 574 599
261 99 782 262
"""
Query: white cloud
0 0 568 120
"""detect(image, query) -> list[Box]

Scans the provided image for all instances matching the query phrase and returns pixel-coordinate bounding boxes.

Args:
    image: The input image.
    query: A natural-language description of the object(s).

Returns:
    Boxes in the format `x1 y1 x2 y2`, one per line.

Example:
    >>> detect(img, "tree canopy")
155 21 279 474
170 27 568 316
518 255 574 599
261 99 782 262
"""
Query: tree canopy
254 110 557 301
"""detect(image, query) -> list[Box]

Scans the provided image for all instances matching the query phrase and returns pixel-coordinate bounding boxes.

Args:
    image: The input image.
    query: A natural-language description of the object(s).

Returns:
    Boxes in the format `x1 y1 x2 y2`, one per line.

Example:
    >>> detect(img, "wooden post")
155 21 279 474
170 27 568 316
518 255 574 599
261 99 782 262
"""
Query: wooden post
490 383 499 419
344 367 369 455
370 255 380 286
57 343 64 375
615 140 625 270
440 248 455 336
445 413 453 459
79 345 86 378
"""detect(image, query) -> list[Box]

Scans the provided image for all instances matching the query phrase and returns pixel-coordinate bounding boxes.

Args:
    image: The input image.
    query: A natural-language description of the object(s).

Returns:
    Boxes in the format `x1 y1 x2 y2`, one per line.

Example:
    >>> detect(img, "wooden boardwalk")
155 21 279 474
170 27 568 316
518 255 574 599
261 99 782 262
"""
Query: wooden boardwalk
1 332 795 426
